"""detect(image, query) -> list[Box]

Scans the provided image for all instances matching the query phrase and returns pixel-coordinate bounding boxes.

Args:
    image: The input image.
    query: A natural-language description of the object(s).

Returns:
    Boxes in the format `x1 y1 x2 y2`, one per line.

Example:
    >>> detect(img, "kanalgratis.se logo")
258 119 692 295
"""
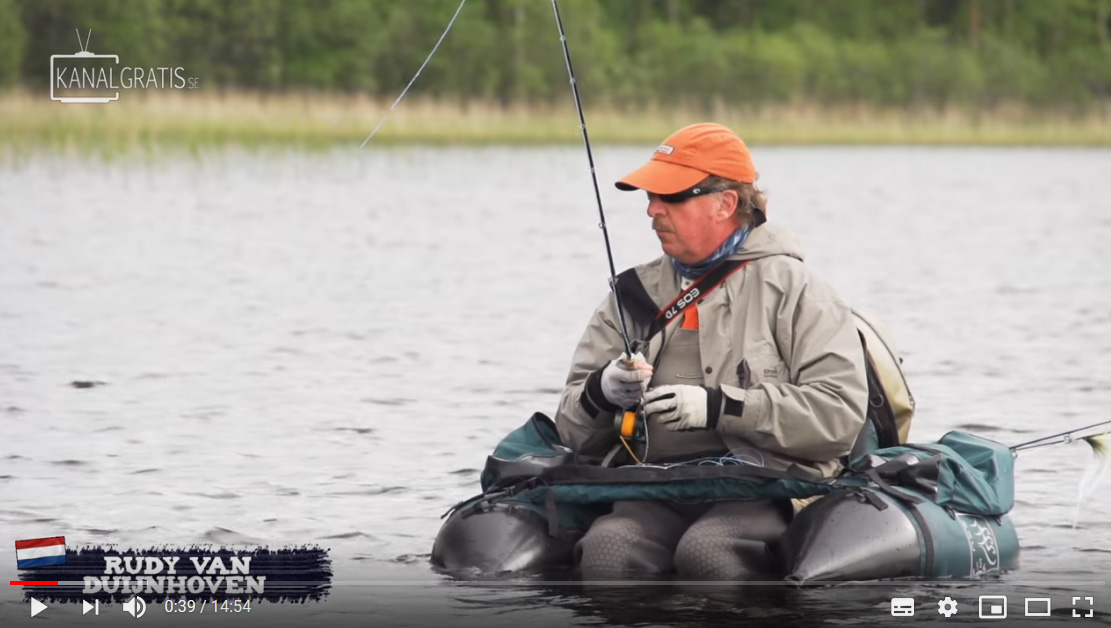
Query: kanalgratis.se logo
51 29 200 104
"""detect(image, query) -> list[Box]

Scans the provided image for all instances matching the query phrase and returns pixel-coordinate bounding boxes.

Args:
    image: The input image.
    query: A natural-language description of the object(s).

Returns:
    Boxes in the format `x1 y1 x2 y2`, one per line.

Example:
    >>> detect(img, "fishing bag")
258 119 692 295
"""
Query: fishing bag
851 309 916 457
500 463 835 509
849 430 1015 517
481 429 1013 519
480 412 575 492
477 413 832 500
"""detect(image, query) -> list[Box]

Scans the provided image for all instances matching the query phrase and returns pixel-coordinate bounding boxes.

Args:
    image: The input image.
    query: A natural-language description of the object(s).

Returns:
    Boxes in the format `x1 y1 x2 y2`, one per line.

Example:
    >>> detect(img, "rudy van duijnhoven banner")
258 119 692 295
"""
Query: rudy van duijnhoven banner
14 537 331 604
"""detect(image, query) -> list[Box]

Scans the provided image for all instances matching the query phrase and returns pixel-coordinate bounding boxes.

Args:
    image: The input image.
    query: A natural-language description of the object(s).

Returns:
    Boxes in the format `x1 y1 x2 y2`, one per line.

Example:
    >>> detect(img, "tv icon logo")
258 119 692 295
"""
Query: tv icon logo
890 597 914 616
50 30 119 104
979 595 1008 619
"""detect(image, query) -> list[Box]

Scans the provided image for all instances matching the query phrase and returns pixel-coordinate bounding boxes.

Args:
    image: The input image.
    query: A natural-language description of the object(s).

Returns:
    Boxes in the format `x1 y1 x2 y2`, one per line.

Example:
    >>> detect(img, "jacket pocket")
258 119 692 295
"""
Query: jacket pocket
746 341 789 384
736 359 752 388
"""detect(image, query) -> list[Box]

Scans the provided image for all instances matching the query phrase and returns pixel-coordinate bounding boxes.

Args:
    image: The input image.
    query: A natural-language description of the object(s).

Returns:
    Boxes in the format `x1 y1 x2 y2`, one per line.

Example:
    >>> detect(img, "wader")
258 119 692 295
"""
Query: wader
575 308 789 580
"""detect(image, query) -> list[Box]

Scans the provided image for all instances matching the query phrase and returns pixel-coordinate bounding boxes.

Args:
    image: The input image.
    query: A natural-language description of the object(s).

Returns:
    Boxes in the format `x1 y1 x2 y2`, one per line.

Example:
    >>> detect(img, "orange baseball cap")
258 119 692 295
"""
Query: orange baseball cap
615 123 756 194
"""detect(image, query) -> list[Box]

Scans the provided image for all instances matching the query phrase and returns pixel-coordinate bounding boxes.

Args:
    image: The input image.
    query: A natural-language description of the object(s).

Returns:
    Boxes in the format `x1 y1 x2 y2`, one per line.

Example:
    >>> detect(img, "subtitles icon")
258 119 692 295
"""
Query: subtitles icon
979 595 1008 619
890 597 915 616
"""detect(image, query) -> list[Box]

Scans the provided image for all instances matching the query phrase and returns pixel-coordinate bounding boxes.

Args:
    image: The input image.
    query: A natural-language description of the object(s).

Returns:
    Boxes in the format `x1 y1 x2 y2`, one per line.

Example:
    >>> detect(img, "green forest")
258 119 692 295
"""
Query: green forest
2 0 1110 111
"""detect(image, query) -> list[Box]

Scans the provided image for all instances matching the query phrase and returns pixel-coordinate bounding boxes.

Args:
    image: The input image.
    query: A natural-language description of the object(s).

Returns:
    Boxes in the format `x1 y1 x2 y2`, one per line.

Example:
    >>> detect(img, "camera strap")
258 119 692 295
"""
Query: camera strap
615 259 750 345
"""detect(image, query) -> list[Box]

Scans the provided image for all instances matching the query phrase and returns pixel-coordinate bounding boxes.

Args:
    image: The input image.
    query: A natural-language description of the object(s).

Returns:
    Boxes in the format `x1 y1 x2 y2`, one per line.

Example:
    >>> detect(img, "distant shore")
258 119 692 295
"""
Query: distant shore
3 91 1111 153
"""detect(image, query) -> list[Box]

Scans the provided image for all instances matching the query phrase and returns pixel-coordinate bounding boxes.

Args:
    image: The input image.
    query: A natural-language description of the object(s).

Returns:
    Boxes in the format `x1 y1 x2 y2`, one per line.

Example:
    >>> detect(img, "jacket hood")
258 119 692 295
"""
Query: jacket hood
727 222 804 263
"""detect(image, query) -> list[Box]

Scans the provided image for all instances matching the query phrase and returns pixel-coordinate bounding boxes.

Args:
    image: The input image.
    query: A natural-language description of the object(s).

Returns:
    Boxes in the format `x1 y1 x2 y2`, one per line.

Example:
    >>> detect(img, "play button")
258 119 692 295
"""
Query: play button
30 598 48 618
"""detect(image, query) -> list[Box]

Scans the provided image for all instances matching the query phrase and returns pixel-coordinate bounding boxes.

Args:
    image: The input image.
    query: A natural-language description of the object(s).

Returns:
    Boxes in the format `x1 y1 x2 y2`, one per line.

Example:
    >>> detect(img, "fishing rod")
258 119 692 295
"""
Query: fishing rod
1010 418 1111 452
359 0 636 362
365 0 636 360
551 0 635 360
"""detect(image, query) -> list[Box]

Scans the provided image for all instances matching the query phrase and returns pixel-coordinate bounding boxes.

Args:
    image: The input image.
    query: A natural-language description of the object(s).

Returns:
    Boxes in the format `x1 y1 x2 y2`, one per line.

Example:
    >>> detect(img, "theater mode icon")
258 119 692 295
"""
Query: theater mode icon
1025 598 1051 617
890 597 915 616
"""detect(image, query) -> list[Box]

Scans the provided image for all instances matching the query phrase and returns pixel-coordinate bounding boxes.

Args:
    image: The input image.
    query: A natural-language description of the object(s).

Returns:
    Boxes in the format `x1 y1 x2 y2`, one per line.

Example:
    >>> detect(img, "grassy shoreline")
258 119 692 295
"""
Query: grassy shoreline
3 91 1111 153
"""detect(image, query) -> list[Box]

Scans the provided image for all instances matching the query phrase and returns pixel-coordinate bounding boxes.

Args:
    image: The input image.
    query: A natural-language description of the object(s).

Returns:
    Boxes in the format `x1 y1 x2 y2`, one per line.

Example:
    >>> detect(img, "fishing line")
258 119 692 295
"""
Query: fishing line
618 436 642 464
642 415 650 459
551 0 634 358
360 0 468 149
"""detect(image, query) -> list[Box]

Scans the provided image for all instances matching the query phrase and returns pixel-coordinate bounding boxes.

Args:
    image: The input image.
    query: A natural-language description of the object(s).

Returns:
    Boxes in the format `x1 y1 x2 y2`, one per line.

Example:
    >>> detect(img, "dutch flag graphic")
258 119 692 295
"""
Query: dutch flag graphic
15 537 67 569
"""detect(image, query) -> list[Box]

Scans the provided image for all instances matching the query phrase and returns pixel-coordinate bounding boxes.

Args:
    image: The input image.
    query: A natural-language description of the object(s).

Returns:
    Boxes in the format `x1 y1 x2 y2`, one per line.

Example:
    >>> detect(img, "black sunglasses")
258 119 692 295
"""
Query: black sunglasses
652 185 727 204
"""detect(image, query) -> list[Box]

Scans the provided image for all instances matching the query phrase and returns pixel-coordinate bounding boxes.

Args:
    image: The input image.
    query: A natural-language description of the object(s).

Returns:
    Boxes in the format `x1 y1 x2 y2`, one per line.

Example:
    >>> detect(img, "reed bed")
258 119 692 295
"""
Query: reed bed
3 90 1111 154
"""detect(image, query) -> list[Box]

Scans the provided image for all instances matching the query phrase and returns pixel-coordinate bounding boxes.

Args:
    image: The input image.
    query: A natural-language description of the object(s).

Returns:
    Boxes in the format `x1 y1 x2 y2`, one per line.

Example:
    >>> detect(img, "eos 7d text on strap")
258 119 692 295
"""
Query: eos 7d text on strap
649 259 749 339
616 259 750 345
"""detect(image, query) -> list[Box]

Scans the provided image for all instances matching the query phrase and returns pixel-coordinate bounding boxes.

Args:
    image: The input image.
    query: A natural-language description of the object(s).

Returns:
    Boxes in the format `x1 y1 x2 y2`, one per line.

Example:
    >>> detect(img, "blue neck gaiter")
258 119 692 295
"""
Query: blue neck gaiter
670 226 751 280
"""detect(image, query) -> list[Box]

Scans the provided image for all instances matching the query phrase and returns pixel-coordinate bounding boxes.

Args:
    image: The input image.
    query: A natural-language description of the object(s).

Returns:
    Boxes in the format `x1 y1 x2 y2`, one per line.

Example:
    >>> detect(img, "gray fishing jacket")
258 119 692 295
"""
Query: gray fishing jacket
554 222 868 477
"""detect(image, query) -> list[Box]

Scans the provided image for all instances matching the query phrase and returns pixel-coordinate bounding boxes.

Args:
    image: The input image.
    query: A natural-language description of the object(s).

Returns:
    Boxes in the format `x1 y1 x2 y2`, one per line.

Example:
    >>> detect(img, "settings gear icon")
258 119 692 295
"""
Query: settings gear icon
938 596 958 617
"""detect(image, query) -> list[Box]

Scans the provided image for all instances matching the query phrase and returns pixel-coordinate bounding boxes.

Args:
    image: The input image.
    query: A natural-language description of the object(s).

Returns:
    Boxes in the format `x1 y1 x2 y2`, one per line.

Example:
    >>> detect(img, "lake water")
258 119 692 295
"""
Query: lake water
2 146 1111 627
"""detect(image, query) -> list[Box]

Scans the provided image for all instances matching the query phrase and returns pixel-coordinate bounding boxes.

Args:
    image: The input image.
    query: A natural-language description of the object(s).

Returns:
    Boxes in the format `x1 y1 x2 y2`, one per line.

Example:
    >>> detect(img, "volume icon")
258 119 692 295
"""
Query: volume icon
122 596 146 618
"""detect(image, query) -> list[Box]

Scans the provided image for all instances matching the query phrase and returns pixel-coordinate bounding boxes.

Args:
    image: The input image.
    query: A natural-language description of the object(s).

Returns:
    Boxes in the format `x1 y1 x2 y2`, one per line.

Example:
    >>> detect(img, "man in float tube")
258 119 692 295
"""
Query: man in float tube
554 122 868 580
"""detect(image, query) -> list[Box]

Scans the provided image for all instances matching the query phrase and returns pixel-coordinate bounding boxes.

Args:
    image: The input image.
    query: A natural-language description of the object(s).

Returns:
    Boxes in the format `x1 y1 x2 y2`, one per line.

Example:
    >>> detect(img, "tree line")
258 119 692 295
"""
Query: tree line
1 0 1109 110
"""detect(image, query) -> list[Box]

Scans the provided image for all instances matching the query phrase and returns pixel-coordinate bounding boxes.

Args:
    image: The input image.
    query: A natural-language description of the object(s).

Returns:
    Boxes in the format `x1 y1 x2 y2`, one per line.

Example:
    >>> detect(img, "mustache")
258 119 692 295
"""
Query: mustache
652 220 672 233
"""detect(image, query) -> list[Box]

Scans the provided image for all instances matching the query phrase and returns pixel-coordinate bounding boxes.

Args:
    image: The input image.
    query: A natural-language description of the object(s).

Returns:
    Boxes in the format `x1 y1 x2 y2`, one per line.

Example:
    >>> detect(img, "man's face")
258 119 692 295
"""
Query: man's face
646 191 730 264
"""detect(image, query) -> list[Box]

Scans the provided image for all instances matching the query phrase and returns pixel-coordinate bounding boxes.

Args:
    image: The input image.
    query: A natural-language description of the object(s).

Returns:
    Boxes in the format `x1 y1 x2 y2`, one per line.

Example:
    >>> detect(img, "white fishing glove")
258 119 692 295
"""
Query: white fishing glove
643 384 722 431
598 352 653 409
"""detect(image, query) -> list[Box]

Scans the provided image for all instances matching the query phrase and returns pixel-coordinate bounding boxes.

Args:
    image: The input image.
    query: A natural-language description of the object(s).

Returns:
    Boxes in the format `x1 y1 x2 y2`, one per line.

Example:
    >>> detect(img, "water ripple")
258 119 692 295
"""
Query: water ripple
360 398 413 406
326 486 407 497
188 492 242 500
333 427 376 435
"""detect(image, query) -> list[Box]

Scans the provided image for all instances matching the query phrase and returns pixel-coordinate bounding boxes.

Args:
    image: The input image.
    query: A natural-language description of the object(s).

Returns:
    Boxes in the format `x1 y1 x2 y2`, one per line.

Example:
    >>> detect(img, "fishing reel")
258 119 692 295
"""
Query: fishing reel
603 405 649 467
616 406 647 442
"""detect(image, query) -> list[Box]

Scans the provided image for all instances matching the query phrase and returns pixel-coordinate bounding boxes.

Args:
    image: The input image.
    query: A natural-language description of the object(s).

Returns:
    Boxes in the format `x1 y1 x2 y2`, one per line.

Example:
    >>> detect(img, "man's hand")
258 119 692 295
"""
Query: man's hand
643 385 722 431
599 352 653 409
